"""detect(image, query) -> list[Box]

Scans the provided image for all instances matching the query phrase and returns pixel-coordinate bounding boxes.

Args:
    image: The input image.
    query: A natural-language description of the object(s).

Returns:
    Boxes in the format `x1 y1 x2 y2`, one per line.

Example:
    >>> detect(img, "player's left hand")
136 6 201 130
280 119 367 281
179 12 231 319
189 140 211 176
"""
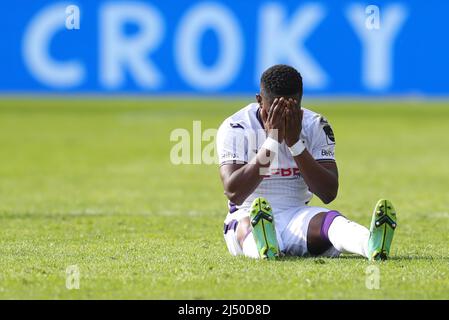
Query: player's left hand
284 98 303 147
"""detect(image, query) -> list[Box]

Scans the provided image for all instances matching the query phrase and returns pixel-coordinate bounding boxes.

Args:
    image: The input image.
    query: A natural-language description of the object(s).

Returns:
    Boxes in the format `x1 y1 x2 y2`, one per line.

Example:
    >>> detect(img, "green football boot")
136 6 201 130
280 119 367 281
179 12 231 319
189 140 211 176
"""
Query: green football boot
249 197 279 260
368 199 398 261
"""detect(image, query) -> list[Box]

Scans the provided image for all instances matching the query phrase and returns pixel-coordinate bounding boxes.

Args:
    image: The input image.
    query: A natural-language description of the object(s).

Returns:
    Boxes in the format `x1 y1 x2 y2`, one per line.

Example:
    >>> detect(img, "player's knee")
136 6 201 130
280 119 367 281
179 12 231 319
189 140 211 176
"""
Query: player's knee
236 217 251 247
307 212 332 255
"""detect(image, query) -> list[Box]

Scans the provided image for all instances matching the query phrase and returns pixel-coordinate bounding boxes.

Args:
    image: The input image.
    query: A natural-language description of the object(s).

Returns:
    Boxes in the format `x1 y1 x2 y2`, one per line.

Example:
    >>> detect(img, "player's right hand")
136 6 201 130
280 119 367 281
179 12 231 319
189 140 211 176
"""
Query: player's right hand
285 98 303 147
264 97 287 142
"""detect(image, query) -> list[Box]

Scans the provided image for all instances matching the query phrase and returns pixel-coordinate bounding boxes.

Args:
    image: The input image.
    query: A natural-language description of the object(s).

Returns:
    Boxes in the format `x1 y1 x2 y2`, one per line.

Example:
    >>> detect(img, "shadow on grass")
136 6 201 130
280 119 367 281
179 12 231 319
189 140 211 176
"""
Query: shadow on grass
383 255 449 261
273 254 449 263
338 254 449 261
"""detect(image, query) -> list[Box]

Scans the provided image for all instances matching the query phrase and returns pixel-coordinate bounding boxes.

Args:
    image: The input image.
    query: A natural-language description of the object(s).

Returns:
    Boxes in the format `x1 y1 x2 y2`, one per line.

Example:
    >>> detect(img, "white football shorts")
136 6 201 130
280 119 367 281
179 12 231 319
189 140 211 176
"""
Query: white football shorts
223 206 340 258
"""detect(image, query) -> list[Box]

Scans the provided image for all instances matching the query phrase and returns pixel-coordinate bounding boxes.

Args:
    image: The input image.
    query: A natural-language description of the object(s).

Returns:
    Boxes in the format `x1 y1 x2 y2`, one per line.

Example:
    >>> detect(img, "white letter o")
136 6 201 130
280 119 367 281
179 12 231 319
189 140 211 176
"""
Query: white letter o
175 3 243 90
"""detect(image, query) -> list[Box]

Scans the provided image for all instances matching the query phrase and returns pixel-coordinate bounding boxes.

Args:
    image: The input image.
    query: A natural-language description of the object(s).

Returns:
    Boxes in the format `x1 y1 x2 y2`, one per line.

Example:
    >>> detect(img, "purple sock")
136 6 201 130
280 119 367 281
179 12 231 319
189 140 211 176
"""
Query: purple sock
320 210 342 243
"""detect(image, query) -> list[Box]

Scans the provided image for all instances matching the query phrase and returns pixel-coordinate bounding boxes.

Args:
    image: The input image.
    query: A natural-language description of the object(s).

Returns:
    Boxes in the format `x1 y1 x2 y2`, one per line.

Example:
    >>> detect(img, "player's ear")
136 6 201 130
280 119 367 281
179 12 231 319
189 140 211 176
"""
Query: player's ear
256 94 263 107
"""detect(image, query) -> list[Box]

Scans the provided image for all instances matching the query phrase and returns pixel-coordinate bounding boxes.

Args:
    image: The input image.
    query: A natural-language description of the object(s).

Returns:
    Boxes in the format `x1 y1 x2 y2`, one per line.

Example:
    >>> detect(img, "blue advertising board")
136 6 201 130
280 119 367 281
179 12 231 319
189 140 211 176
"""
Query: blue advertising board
0 0 448 95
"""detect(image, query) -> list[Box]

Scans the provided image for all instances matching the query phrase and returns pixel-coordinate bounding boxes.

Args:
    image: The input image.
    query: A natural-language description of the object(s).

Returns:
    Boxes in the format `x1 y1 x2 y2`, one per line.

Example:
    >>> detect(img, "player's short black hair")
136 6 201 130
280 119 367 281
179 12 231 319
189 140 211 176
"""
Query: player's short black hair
260 64 303 98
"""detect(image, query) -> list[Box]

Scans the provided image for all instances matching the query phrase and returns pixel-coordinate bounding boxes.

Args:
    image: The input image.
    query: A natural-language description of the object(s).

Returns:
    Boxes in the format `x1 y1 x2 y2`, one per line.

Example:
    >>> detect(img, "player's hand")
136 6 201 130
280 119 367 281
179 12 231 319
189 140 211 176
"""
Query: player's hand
284 98 303 147
264 97 287 142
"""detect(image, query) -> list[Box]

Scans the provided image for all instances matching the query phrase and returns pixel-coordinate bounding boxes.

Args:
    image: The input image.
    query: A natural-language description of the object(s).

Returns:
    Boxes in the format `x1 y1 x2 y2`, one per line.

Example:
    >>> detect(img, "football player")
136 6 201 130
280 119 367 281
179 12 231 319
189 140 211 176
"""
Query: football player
218 64 397 260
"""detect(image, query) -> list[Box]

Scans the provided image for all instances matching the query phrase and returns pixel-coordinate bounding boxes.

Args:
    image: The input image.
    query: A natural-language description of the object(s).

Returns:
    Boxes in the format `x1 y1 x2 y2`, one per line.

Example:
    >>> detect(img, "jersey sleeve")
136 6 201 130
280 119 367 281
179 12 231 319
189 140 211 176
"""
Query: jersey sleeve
309 116 336 162
216 121 248 165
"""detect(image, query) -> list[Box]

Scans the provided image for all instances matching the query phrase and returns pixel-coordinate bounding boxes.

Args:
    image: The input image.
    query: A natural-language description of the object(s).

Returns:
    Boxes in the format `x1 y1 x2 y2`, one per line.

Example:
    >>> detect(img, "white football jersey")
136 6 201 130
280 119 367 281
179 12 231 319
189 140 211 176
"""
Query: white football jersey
217 103 336 229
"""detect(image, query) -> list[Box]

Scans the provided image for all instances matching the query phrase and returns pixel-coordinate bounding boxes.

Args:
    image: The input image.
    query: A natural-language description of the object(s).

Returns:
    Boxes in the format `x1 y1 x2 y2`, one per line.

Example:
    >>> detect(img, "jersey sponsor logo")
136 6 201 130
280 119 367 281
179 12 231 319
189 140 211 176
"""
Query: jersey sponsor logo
321 149 335 157
220 151 237 160
262 167 301 178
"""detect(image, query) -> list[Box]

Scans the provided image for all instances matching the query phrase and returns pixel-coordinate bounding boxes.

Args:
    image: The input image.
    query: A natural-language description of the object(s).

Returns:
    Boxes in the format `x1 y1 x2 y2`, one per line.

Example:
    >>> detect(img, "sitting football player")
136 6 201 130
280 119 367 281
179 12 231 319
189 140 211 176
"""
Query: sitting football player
218 64 397 260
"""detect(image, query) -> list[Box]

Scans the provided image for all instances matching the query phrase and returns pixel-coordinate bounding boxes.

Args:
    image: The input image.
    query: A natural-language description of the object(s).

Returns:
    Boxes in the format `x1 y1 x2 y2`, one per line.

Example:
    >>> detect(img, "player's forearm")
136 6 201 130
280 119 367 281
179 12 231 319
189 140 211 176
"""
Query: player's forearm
293 150 338 204
223 150 272 205
223 165 263 205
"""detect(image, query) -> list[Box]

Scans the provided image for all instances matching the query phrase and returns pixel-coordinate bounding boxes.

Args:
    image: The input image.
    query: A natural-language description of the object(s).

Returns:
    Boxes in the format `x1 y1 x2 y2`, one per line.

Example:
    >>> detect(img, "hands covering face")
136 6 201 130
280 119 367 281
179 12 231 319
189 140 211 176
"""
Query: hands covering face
264 97 302 146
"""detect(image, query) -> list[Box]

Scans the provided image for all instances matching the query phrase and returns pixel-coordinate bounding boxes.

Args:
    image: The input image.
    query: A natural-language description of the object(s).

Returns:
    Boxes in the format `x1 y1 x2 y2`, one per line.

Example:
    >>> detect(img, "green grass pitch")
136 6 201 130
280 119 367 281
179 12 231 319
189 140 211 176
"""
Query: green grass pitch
0 98 448 299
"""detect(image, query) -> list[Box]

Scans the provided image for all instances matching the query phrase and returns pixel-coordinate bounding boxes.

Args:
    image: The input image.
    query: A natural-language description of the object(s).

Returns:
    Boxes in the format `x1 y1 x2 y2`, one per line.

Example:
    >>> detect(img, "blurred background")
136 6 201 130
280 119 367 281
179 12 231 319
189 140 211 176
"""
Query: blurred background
1 0 448 95
0 0 448 299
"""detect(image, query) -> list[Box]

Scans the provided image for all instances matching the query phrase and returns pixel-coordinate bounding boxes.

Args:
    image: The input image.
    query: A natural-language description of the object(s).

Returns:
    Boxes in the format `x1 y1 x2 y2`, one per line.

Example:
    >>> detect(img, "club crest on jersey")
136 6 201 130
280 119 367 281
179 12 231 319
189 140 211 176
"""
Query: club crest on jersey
323 124 335 144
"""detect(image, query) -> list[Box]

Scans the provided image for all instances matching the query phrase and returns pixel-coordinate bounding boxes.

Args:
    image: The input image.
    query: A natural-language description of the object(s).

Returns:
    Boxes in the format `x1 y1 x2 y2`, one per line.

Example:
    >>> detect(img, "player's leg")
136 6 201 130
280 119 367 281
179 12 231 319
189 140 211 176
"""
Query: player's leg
307 212 340 255
236 216 260 259
247 197 280 259
224 215 272 259
307 199 398 260
307 210 370 258
238 198 280 259
223 210 251 257
282 205 371 258
223 197 280 259
282 206 340 257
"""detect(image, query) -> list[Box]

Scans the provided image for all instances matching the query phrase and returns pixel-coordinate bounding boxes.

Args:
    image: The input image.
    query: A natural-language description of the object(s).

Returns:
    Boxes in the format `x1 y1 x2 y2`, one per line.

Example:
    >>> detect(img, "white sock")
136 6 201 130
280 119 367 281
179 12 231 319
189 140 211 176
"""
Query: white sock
327 216 370 258
242 233 260 259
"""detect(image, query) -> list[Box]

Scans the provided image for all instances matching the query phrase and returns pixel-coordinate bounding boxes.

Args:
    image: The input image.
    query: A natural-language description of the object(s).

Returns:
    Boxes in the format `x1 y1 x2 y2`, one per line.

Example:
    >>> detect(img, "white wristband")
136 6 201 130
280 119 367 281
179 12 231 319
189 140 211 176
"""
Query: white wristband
262 137 280 153
288 140 305 156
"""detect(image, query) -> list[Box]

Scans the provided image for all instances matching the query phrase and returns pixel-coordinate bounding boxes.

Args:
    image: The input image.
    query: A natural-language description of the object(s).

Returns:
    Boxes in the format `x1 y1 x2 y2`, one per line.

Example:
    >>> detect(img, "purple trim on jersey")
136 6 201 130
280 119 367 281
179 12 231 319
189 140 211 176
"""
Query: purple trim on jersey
220 160 247 167
320 210 342 242
228 201 238 214
224 219 239 234
315 158 336 163
256 108 265 129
